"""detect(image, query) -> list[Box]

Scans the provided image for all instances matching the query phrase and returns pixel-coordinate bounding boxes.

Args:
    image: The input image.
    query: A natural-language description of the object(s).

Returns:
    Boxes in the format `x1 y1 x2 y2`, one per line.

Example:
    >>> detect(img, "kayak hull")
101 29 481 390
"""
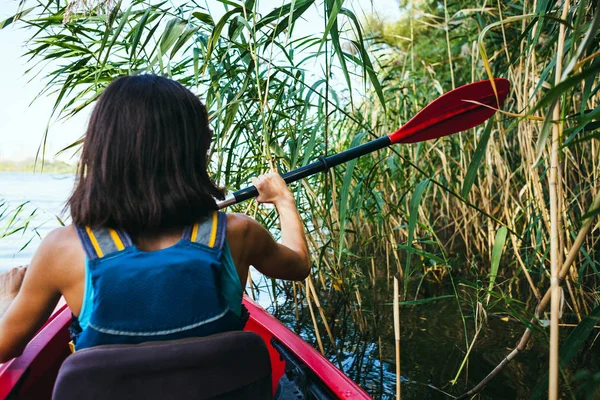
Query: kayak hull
0 296 370 399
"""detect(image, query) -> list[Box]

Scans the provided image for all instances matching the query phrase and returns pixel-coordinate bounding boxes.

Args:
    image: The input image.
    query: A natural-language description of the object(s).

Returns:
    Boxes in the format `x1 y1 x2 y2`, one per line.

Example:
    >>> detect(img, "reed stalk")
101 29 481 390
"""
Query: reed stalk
247 273 256 301
292 281 299 324
303 280 325 356
393 277 401 400
549 2 570 397
443 0 455 90
307 277 343 369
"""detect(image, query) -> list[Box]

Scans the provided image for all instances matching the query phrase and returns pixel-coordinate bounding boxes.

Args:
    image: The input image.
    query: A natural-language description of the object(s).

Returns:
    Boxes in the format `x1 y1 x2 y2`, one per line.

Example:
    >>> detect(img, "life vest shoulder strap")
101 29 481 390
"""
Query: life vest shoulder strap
185 211 226 250
74 226 133 261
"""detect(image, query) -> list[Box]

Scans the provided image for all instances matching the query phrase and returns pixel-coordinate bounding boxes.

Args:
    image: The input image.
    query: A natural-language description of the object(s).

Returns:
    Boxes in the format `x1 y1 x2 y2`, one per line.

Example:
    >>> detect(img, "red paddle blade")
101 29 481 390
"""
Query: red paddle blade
389 78 510 144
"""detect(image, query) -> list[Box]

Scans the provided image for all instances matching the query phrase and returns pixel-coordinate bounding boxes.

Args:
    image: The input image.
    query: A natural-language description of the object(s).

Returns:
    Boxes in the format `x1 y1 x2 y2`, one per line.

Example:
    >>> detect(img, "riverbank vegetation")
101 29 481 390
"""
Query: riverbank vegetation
1 0 599 398
0 159 75 173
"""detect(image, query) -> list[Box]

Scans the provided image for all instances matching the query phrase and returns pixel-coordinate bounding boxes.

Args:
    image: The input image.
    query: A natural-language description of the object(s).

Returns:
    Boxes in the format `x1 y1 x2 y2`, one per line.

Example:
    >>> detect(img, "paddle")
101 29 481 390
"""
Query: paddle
217 78 510 209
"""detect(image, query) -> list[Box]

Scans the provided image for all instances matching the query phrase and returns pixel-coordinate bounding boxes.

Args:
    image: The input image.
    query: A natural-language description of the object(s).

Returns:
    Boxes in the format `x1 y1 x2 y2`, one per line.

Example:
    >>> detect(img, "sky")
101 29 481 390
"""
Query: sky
0 0 401 163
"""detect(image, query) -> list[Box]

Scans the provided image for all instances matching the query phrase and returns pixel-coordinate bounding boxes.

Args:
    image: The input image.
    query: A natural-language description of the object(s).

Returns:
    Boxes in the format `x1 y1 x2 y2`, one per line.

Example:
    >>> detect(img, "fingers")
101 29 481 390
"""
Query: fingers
251 170 289 205
252 171 281 188
251 174 268 203
0 267 26 298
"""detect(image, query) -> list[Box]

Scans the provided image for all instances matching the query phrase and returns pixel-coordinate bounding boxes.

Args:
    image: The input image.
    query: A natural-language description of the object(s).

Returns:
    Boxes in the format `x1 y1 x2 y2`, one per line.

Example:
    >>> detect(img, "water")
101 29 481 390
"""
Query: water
0 172 594 399
0 172 74 270
268 282 559 400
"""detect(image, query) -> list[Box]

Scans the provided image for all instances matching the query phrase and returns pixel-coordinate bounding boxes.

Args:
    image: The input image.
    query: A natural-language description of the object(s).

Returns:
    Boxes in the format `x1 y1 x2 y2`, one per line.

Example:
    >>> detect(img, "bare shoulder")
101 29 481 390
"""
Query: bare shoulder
226 213 258 237
30 225 84 283
38 225 80 256
224 213 272 267
44 224 79 242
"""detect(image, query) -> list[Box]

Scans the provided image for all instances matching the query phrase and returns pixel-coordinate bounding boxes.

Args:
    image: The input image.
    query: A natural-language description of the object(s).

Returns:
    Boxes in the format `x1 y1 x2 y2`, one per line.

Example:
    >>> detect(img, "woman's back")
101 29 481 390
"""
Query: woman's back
0 75 310 362
72 212 245 350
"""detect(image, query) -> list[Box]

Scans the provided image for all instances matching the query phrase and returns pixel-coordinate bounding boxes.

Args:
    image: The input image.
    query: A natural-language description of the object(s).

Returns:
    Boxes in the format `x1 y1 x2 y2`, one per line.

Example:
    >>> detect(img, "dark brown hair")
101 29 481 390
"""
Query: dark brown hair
68 75 225 234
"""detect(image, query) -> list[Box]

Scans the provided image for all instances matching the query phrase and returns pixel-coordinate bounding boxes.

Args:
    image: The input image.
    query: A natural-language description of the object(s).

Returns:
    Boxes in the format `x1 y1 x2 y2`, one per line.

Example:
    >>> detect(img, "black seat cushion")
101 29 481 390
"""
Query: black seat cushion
52 331 272 400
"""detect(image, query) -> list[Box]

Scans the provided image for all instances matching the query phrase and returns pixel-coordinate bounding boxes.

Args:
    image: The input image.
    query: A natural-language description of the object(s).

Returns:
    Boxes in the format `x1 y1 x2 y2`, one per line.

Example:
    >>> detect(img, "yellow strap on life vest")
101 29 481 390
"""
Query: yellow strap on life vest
208 211 218 248
85 227 104 258
190 222 199 243
190 211 219 248
109 229 125 251
81 226 129 259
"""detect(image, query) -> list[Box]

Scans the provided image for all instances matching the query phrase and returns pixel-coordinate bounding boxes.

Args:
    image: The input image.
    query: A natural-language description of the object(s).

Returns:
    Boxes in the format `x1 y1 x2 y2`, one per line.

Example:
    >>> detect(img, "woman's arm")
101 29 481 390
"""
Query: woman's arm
244 171 310 281
0 230 64 362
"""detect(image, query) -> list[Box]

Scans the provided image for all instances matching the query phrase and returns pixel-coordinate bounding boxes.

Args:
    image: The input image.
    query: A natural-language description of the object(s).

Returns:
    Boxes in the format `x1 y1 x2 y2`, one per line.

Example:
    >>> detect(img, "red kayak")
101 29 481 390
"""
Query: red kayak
0 296 370 399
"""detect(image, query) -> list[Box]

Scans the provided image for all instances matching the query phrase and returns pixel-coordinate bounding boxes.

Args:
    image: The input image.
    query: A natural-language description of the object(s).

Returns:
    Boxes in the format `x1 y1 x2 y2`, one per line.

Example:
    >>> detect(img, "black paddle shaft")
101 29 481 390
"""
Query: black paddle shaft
229 136 391 205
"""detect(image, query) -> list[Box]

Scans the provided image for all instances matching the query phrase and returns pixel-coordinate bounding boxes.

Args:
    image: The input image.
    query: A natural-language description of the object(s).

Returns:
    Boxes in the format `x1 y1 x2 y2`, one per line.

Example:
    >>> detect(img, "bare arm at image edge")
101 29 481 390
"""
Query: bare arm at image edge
0 231 64 362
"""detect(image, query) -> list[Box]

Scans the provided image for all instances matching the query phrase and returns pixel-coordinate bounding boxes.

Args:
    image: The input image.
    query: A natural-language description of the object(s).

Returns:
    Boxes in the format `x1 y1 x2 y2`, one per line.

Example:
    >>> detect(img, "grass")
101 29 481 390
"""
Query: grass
1 0 599 398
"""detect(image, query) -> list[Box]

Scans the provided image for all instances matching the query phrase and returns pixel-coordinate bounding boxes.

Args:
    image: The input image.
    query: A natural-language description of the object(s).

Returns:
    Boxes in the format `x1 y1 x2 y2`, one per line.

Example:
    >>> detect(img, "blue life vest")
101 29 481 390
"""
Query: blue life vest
71 211 245 350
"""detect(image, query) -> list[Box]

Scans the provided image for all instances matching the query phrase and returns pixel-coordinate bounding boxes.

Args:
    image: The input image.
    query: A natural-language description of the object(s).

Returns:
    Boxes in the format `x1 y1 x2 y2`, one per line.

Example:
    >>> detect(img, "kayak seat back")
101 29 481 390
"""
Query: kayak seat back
52 331 272 400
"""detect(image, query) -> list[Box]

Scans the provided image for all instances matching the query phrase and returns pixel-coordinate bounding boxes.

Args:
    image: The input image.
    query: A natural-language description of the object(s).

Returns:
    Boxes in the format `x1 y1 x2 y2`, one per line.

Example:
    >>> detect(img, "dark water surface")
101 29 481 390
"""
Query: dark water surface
1 172 597 399
259 283 563 400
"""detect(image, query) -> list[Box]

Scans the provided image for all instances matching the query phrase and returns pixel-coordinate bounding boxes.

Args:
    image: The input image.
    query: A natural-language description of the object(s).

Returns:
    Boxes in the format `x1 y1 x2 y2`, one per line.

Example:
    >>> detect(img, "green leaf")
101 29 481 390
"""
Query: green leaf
192 11 214 26
300 120 321 168
255 0 313 32
340 9 385 109
530 306 600 400
338 132 366 259
272 0 314 39
320 0 344 50
581 205 600 221
129 8 153 60
561 3 600 79
203 8 242 72
327 12 352 104
462 119 494 198
531 62 600 115
405 179 429 295
487 226 508 303
533 102 556 165
97 1 122 64
383 295 454 306
399 295 454 306
98 3 133 76
286 0 298 38
396 245 445 264
159 18 186 57
193 47 200 87
0 7 35 30
170 26 199 58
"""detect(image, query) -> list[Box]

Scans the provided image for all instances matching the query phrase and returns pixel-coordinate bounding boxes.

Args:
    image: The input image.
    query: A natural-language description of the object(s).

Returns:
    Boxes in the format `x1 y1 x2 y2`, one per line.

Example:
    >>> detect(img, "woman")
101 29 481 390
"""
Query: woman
0 75 310 361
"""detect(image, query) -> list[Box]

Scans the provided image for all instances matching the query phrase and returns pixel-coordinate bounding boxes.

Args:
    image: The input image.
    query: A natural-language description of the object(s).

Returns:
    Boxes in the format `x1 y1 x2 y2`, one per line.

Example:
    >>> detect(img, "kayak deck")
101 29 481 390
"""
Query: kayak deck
0 296 370 399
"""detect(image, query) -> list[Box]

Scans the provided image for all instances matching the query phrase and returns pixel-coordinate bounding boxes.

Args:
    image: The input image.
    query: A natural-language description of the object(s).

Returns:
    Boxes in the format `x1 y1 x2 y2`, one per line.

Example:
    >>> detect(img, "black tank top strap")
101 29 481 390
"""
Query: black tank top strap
74 226 133 261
